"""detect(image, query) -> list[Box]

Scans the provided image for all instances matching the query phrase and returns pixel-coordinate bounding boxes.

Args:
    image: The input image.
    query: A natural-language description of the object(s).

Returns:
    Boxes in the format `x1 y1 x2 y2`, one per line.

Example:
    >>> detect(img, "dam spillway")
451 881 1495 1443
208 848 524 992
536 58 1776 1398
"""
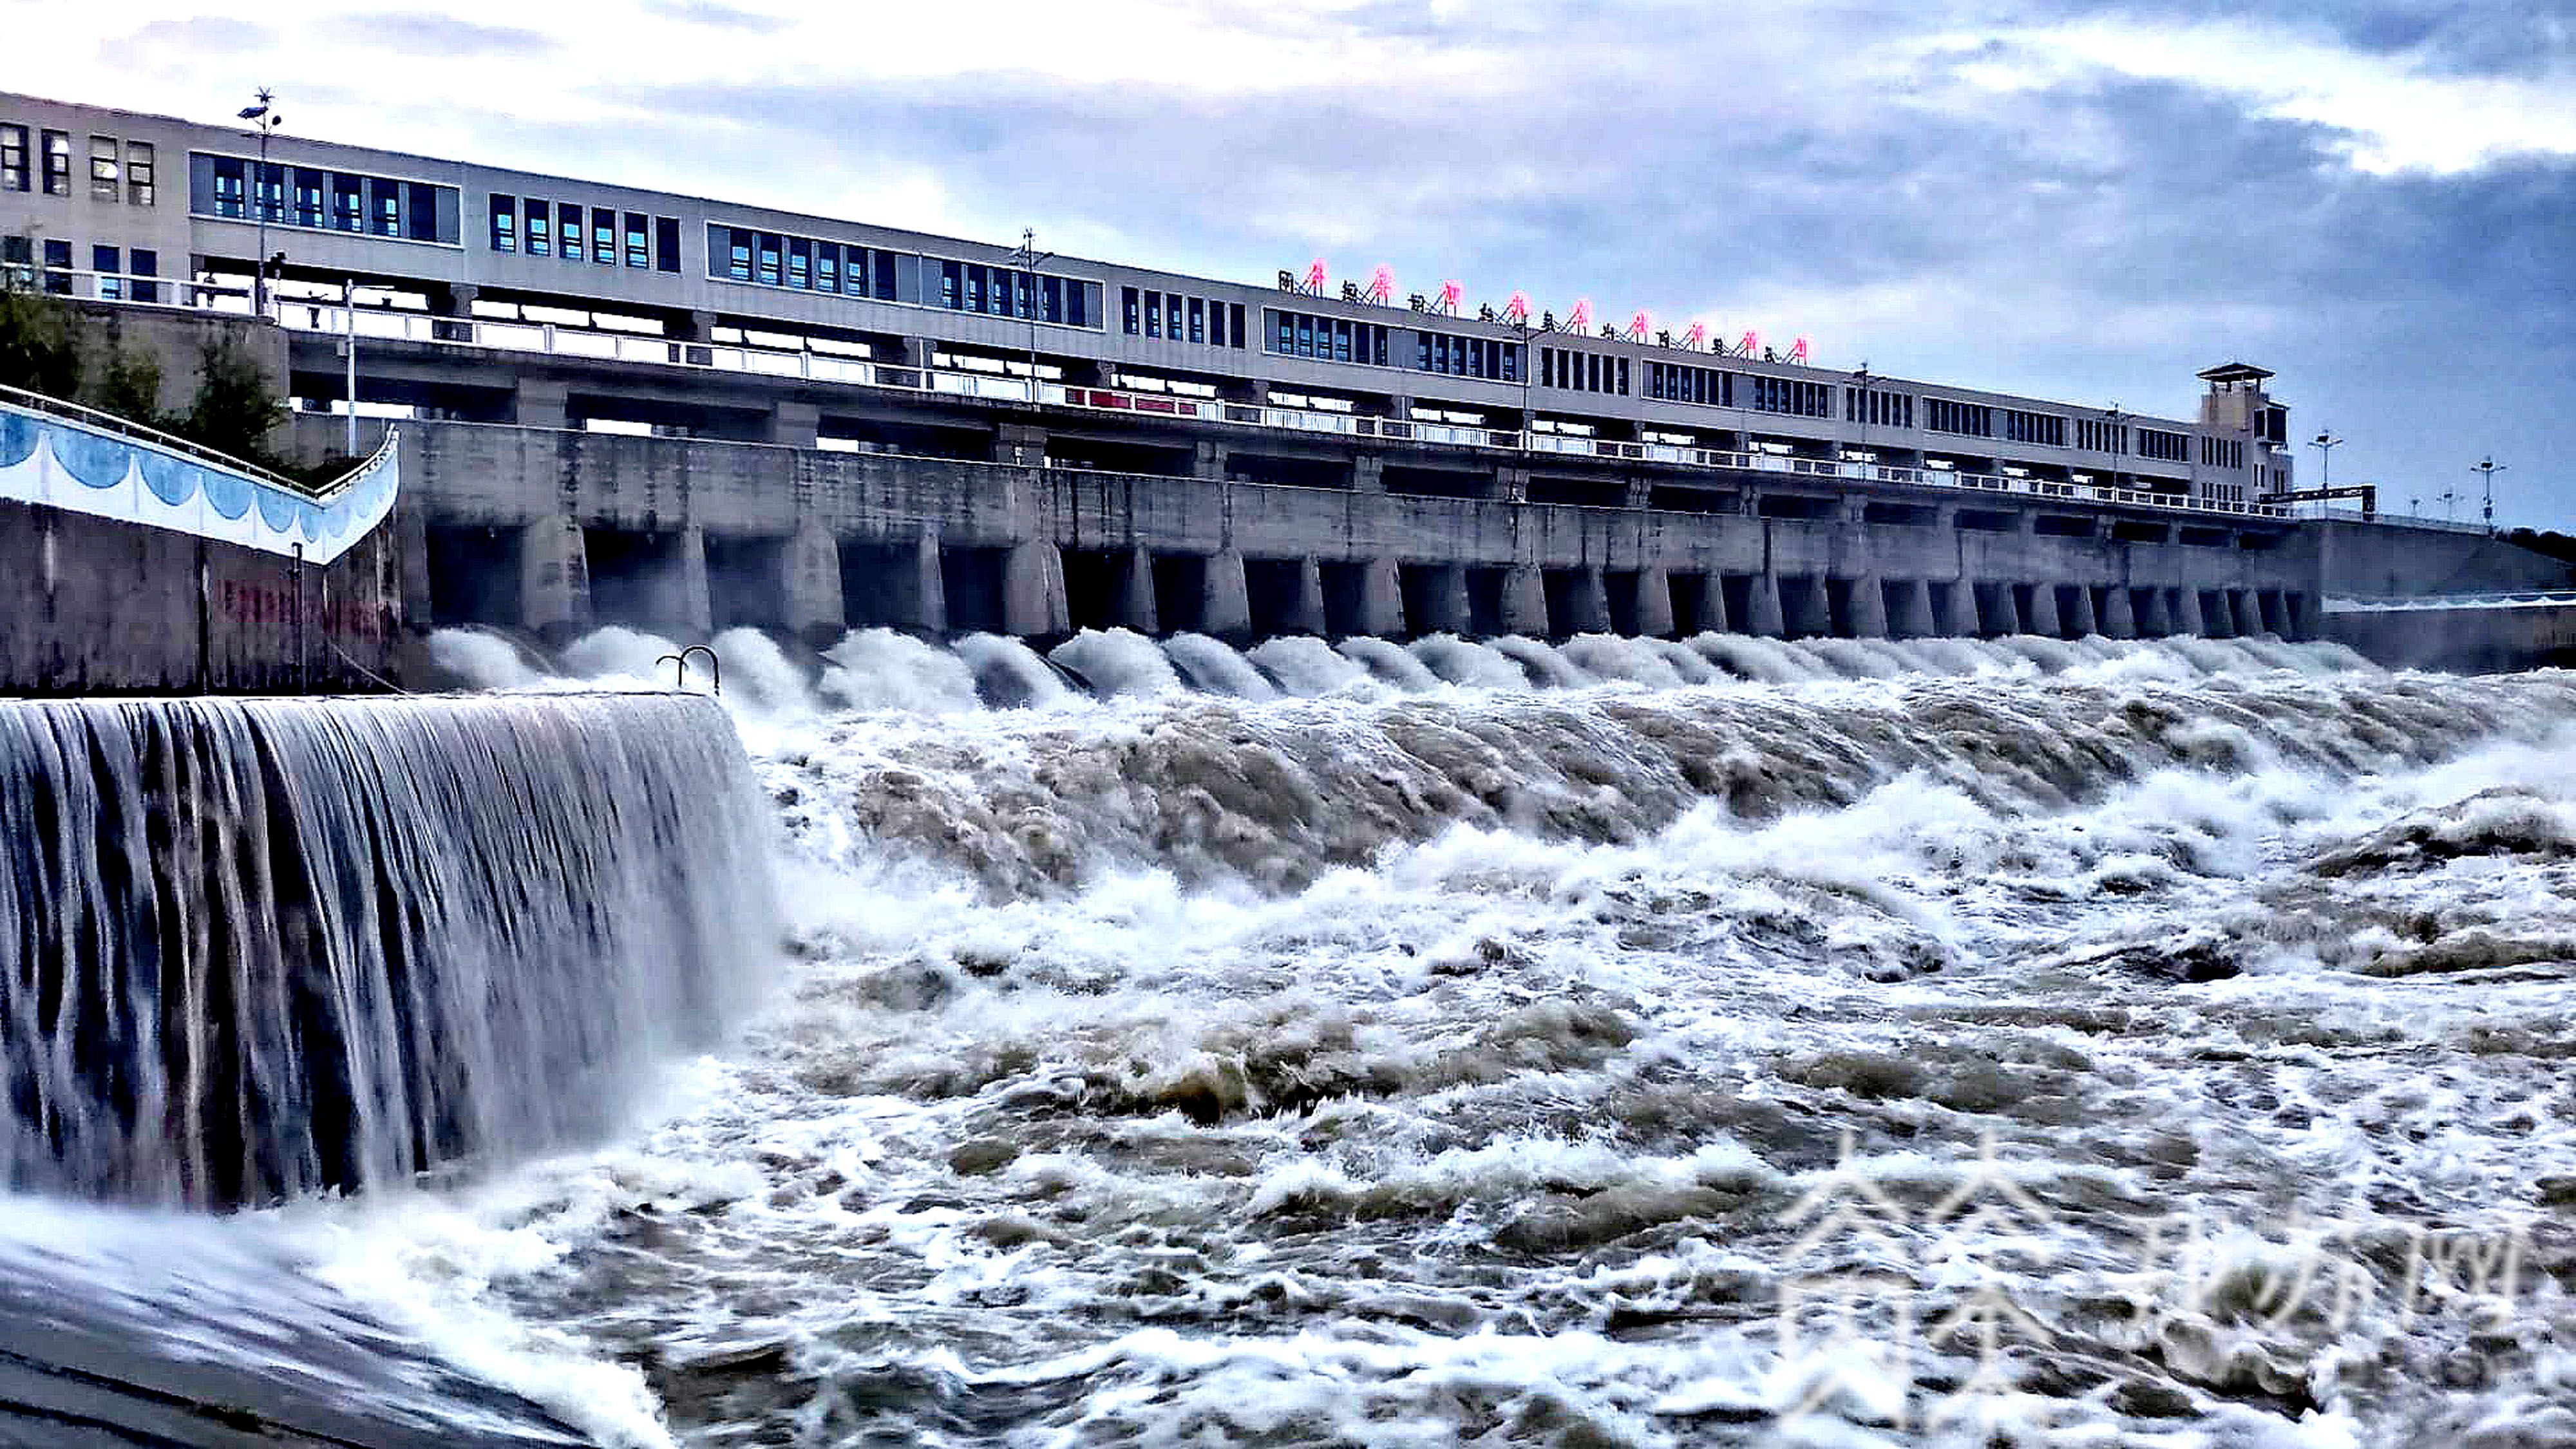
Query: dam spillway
0 692 775 1210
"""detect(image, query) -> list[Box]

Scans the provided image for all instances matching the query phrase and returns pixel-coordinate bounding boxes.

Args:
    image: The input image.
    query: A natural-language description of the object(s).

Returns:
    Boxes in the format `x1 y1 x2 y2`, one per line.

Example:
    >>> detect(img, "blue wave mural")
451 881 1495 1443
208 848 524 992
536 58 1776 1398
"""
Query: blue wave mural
0 400 398 565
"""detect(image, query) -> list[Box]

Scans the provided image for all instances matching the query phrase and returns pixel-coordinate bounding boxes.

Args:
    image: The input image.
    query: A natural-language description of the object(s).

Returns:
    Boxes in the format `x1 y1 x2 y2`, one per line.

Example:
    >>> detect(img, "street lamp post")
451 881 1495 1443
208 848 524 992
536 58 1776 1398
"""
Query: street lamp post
237 89 284 317
2308 431 2342 518
2474 456 2506 533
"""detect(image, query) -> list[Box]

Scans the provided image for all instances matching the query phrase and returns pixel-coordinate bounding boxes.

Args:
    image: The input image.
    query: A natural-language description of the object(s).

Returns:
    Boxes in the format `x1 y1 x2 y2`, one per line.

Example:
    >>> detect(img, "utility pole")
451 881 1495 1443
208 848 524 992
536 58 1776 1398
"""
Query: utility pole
1852 363 1871 474
343 277 358 457
1010 227 1052 405
238 89 284 317
2474 456 2506 533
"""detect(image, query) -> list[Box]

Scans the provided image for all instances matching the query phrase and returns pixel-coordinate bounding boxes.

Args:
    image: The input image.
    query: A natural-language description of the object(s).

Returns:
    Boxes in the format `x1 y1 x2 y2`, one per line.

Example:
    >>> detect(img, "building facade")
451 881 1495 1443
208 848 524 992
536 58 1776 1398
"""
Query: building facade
4 90 2298 512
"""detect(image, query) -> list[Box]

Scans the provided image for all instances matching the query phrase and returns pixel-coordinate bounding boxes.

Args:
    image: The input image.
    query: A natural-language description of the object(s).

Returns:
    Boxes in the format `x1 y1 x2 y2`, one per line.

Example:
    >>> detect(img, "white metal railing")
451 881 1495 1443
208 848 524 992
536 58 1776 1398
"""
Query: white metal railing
249 290 2302 522
0 379 354 497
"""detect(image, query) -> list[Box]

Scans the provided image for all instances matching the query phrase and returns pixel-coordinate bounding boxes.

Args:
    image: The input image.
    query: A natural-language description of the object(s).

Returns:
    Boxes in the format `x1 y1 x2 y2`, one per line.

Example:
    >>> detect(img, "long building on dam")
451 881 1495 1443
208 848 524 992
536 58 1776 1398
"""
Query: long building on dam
6 87 2566 668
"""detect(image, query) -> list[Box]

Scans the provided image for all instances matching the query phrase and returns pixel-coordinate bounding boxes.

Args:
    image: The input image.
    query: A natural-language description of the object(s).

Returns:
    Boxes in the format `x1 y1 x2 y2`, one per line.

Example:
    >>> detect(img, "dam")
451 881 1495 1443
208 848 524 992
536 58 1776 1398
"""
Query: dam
10 84 2570 687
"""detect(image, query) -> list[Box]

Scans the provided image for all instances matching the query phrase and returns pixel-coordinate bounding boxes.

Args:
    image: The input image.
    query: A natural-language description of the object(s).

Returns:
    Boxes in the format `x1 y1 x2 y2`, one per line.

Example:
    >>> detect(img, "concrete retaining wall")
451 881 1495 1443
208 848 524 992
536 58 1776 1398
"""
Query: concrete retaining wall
0 498 398 693
2316 520 2575 600
2325 604 2576 674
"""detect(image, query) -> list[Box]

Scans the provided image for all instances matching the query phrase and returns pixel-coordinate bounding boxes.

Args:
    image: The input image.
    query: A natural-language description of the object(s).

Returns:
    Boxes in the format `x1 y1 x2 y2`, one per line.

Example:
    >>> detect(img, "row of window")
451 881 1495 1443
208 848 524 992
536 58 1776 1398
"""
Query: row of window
1926 398 1995 437
2076 419 2126 454
1125 287 1242 345
1846 387 1912 428
1417 329 1518 381
945 260 1105 329
2136 428 2190 462
2002 409 2066 447
1748 375 1830 418
1267 308 1388 365
193 155 460 244
714 222 896 299
1649 361 1732 407
2199 436 2246 469
1542 347 1628 395
495 196 683 273
2 125 156 204
0 126 73 197
0 237 162 301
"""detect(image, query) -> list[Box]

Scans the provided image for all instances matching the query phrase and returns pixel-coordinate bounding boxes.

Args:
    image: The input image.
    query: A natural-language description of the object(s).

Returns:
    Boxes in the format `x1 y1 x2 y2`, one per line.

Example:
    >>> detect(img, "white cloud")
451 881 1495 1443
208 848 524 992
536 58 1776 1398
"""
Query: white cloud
1940 14 2576 175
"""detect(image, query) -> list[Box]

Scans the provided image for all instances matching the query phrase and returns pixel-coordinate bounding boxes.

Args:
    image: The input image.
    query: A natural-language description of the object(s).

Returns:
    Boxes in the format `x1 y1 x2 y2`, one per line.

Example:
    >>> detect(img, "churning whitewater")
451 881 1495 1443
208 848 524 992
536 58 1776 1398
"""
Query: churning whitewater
71 630 2576 1446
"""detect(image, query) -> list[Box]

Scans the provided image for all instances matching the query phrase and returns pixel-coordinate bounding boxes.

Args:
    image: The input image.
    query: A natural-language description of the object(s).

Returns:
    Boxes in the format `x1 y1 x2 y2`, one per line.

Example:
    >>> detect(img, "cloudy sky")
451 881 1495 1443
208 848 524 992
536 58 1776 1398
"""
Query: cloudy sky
10 0 2570 526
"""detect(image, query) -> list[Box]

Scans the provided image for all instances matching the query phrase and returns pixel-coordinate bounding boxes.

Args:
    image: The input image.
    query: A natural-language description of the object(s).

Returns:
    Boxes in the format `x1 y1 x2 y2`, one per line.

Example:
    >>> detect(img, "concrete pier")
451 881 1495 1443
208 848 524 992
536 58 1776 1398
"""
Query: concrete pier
2027 579 2062 638
1199 548 1253 641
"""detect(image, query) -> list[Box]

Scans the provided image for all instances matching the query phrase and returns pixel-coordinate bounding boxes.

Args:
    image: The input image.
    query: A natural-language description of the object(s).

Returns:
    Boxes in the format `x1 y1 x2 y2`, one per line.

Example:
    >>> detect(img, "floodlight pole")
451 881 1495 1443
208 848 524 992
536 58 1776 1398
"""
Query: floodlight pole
2473 456 2506 533
238 89 283 317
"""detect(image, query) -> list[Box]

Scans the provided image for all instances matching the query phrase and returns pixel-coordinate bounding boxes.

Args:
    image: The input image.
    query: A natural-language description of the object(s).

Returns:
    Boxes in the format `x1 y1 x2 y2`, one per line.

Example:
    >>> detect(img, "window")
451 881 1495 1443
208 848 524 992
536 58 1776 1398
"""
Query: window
2136 428 2189 462
786 236 810 289
1748 375 1830 417
1145 292 1160 337
625 213 648 268
2002 410 2065 446
489 193 516 251
125 141 153 205
1190 296 1208 342
524 202 550 256
2076 419 2126 454
560 203 585 261
41 238 70 294
41 129 70 196
203 160 456 242
1844 386 1911 428
1043 276 1063 324
1925 397 1994 435
89 135 118 202
209 158 245 217
130 247 157 304
1653 361 1730 406
815 241 838 293
0 126 25 192
1122 285 1141 334
92 245 120 300
1228 303 1244 349
655 216 681 273
593 214 614 266
404 181 444 242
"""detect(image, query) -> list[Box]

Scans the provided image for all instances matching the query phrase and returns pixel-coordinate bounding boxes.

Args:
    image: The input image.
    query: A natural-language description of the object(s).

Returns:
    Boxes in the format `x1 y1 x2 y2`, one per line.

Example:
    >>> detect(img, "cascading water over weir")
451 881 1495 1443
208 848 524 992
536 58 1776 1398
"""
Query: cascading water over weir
0 692 777 1211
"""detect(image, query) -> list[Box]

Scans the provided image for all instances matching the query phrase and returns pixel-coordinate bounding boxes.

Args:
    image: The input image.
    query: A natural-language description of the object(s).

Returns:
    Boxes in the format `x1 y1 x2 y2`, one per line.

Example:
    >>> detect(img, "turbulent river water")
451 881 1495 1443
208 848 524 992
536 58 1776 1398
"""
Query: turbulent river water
53 627 2576 1446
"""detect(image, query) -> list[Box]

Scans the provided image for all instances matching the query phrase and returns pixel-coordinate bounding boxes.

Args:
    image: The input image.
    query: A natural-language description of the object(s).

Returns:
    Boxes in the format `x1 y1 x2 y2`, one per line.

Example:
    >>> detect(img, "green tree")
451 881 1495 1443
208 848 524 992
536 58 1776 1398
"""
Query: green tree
86 339 165 430
0 260 84 402
179 334 286 465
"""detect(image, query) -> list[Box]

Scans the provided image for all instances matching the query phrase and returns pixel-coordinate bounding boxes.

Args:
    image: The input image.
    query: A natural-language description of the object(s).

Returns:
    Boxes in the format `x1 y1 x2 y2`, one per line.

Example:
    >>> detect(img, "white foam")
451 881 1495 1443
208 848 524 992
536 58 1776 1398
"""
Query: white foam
816 628 982 713
1248 636 1382 697
424 628 549 691
1052 627 1182 697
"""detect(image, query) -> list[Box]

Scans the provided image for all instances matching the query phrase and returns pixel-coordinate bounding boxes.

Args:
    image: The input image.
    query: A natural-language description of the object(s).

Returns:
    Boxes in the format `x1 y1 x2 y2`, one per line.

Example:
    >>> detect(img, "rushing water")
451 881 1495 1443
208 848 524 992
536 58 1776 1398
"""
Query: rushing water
15 630 2576 1446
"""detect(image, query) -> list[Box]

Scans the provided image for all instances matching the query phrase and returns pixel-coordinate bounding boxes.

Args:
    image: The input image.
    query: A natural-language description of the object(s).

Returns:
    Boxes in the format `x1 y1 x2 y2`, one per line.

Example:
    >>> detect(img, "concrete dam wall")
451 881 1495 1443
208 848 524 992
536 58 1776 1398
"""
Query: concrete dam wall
383 419 2336 649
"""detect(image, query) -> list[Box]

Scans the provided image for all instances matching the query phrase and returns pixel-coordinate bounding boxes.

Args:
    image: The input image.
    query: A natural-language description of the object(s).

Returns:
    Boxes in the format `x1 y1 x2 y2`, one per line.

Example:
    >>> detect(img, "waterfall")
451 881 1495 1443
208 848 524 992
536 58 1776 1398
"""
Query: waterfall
0 694 776 1210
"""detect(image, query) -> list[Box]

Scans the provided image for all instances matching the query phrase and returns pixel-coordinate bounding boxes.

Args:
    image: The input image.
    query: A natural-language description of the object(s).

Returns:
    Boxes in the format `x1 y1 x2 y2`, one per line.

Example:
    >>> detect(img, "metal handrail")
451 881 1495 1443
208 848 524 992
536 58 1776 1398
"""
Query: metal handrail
0 379 391 501
658 645 721 694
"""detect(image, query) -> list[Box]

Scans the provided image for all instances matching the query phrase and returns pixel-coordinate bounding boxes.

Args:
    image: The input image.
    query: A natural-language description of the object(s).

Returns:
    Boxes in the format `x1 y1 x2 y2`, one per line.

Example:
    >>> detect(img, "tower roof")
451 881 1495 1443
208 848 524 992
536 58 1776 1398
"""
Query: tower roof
2197 361 2275 383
